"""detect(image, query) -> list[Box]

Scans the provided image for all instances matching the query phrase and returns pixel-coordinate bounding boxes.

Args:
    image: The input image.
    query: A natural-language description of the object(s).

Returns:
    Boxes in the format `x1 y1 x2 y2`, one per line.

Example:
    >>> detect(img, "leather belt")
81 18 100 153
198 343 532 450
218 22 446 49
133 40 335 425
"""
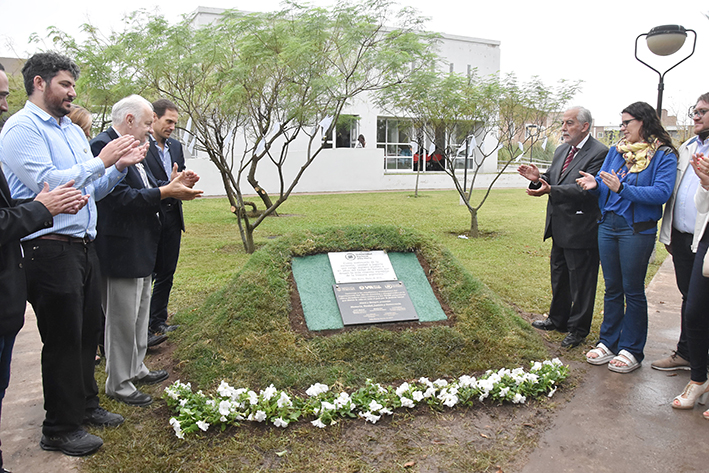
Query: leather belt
35 234 92 244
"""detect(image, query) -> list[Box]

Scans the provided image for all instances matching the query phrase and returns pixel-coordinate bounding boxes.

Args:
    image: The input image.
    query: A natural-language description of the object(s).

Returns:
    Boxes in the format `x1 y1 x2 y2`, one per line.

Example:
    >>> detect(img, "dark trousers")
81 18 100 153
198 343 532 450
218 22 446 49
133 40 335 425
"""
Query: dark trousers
22 239 101 436
685 230 709 383
548 242 600 338
0 333 16 468
669 228 694 360
149 208 182 331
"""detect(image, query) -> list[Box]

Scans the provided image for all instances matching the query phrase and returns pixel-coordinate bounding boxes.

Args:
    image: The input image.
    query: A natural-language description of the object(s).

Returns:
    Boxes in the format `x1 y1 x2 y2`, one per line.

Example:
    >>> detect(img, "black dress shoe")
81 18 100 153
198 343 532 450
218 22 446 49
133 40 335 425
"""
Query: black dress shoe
561 332 586 348
531 318 565 332
147 332 168 348
83 407 124 427
153 323 179 334
135 369 169 386
109 390 153 407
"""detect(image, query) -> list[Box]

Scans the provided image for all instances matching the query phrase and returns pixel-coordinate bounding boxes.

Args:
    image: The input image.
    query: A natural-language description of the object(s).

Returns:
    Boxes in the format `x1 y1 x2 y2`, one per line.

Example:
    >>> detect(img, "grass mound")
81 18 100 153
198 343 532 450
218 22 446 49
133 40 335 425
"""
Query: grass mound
174 225 546 391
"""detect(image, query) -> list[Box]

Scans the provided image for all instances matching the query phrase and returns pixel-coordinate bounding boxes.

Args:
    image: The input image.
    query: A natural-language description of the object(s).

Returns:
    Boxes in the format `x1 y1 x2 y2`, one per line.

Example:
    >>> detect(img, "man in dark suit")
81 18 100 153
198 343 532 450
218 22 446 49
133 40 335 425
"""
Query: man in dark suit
145 99 185 340
0 62 88 471
518 106 608 348
90 95 201 407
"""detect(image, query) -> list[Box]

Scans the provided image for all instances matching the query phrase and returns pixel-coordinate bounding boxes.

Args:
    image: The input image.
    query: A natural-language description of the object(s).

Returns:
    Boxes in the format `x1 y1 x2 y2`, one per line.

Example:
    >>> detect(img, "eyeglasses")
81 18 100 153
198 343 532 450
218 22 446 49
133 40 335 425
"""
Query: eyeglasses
689 108 709 119
619 118 637 128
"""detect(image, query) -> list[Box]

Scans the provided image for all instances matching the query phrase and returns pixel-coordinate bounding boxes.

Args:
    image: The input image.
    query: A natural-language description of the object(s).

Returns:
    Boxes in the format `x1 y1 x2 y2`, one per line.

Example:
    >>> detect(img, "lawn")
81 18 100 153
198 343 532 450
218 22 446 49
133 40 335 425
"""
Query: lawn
83 188 667 473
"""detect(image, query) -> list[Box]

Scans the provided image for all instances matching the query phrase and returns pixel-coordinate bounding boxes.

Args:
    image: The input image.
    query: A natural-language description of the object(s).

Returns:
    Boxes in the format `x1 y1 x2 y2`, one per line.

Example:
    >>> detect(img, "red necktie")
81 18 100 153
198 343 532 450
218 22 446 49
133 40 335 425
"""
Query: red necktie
562 146 578 173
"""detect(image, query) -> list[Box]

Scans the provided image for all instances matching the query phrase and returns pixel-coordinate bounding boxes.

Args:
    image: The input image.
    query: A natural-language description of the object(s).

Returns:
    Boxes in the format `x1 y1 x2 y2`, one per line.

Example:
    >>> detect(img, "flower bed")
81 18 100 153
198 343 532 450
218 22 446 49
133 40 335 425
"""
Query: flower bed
164 359 568 439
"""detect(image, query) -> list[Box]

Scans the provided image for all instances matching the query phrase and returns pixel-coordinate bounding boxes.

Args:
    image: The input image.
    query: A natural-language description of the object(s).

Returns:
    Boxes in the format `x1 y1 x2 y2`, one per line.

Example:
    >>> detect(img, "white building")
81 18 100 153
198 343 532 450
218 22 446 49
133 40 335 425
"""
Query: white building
186 7 511 196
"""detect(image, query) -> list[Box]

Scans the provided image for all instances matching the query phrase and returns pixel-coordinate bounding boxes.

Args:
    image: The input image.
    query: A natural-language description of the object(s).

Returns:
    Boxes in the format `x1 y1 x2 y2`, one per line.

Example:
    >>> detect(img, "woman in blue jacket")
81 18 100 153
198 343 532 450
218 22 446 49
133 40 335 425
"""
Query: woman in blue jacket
577 101 677 373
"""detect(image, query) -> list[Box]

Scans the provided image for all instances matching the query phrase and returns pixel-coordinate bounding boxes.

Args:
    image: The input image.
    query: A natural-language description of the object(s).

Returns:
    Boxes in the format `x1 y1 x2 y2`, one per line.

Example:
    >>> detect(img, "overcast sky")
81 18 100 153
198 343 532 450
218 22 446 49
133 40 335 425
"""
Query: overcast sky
2 0 707 126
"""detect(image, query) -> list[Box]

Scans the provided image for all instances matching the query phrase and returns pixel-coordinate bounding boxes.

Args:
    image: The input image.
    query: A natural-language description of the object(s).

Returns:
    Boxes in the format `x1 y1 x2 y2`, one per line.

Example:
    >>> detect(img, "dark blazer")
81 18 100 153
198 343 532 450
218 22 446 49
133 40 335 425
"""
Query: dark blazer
531 135 608 249
145 137 185 231
90 128 163 278
0 172 52 334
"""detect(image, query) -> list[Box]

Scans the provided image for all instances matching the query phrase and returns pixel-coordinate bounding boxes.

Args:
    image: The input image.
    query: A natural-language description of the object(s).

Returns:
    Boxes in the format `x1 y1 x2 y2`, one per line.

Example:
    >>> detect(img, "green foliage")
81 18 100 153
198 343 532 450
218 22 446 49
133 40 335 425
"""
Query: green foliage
377 71 581 236
46 1 439 253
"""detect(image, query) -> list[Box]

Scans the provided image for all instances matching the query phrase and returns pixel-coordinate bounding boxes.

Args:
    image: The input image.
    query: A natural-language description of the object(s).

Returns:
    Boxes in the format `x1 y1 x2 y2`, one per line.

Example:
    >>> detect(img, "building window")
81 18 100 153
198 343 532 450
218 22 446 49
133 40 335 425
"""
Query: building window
323 115 360 148
377 117 414 170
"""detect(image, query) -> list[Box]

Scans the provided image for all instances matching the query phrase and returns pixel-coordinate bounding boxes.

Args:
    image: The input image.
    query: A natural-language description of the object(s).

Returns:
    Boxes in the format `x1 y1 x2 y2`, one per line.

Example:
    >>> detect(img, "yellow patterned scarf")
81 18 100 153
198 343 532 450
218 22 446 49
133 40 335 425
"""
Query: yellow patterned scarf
615 138 660 173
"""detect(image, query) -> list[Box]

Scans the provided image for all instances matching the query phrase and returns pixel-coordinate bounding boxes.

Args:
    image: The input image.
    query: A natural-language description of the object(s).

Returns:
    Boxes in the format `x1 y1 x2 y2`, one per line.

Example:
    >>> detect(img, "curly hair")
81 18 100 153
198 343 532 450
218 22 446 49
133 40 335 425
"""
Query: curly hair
622 101 677 155
21 52 80 96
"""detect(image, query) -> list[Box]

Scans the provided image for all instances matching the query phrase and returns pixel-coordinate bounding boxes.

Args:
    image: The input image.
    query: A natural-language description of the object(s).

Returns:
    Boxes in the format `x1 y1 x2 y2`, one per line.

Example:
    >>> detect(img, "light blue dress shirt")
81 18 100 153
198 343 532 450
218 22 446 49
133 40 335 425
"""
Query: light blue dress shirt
0 101 126 240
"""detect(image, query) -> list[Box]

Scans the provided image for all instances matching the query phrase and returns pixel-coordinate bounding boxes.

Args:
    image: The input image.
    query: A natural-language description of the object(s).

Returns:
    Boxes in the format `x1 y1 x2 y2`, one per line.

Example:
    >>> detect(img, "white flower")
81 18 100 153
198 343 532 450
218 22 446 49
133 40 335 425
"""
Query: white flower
380 407 393 415
547 387 557 398
458 375 476 387
375 383 387 394
261 384 278 401
217 380 237 399
196 420 210 431
400 396 415 408
249 410 267 422
531 361 543 371
247 391 258 405
412 390 424 402
512 393 526 404
551 358 562 366
220 416 227 422
359 412 381 424
368 400 383 412
320 401 336 413
277 391 292 408
306 383 329 397
395 382 411 397
273 417 289 428
333 392 352 409
418 377 432 386
433 379 448 388
499 387 510 398
219 400 233 416
442 394 458 407
311 419 327 428
179 399 188 407
423 386 436 398
169 417 184 440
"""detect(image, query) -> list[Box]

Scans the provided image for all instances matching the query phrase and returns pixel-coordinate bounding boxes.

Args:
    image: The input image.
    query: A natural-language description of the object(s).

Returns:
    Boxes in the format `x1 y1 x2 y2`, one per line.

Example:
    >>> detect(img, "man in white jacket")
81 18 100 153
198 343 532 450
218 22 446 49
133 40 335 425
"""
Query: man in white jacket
653 93 709 370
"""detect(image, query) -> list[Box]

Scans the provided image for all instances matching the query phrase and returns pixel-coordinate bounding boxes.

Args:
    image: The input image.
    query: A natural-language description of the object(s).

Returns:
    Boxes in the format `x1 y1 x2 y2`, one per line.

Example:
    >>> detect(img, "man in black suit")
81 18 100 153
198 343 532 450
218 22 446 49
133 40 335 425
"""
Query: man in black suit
518 106 608 348
145 99 185 340
90 95 201 407
0 62 87 471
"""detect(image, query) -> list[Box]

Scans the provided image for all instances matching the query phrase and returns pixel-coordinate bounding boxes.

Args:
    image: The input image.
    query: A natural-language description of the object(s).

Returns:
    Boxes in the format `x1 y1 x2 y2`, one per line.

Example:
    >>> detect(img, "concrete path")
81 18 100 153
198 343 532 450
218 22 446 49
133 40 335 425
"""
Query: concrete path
2 257 705 472
521 257 709 473
3 306 80 472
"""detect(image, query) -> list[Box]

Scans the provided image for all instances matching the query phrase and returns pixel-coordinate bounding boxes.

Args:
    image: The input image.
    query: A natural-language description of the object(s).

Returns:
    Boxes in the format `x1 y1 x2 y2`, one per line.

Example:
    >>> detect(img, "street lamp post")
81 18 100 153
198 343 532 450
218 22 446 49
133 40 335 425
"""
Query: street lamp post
635 24 697 118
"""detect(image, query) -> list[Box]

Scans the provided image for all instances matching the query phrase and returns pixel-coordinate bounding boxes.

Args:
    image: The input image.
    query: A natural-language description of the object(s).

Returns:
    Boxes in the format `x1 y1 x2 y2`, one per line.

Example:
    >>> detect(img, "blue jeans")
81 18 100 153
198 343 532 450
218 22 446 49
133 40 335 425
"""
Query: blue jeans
597 212 656 362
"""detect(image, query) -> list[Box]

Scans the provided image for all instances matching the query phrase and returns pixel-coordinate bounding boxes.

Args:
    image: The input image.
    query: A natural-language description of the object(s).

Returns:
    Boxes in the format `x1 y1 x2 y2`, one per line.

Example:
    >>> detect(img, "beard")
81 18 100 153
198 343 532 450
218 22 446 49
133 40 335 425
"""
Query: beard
43 87 72 118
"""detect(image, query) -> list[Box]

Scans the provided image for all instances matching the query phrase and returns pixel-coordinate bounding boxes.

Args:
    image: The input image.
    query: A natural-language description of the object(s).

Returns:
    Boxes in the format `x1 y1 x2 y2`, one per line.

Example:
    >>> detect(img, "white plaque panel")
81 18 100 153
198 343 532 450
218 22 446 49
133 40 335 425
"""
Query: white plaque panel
328 250 397 284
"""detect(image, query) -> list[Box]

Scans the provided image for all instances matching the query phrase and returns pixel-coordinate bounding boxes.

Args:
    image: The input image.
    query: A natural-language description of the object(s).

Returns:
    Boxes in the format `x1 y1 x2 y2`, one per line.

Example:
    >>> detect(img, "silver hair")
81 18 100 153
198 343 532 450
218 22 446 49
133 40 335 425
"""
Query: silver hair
111 94 153 126
567 106 592 126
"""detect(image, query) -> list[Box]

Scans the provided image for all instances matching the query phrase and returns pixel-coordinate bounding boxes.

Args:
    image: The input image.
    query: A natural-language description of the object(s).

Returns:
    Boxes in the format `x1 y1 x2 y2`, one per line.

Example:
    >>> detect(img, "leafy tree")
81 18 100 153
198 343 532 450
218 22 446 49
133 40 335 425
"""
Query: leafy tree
377 70 580 237
48 0 437 253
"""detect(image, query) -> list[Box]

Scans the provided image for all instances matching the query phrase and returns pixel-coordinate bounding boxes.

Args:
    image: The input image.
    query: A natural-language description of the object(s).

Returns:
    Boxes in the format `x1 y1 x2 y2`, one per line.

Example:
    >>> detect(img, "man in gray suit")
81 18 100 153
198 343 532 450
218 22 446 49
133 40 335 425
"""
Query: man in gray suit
518 106 608 348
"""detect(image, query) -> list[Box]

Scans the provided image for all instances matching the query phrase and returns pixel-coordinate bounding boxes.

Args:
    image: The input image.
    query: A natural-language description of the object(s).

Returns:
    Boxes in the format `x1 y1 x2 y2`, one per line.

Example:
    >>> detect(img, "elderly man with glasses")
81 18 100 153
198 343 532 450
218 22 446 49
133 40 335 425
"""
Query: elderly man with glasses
653 93 709 371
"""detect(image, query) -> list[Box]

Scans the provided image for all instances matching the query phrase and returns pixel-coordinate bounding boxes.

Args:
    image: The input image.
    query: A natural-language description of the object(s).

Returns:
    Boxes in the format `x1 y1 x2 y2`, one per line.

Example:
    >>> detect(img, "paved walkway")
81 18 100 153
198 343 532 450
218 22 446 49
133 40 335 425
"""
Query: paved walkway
3 258 706 472
521 257 709 472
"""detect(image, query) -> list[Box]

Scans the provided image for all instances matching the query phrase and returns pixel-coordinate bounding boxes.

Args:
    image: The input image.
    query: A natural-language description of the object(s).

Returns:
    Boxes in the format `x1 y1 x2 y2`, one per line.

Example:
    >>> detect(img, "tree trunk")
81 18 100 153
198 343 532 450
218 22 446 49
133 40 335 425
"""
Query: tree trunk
469 207 479 238
247 159 278 217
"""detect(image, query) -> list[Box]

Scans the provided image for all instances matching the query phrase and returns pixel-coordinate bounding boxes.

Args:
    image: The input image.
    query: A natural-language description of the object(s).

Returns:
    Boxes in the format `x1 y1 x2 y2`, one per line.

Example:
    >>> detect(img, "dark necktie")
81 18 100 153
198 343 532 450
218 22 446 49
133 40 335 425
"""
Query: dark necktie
561 146 578 173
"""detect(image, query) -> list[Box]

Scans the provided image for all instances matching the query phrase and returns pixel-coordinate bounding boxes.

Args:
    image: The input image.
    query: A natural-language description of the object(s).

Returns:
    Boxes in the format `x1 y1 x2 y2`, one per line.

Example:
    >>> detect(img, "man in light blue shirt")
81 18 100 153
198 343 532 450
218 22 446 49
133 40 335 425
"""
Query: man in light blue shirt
654 93 709 371
0 52 145 457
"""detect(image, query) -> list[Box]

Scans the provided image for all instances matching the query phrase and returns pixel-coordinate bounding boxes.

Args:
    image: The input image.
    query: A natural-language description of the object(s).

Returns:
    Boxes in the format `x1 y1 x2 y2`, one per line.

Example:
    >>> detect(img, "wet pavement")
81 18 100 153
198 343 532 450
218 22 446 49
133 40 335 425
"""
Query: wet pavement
521 257 709 473
3 258 706 472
